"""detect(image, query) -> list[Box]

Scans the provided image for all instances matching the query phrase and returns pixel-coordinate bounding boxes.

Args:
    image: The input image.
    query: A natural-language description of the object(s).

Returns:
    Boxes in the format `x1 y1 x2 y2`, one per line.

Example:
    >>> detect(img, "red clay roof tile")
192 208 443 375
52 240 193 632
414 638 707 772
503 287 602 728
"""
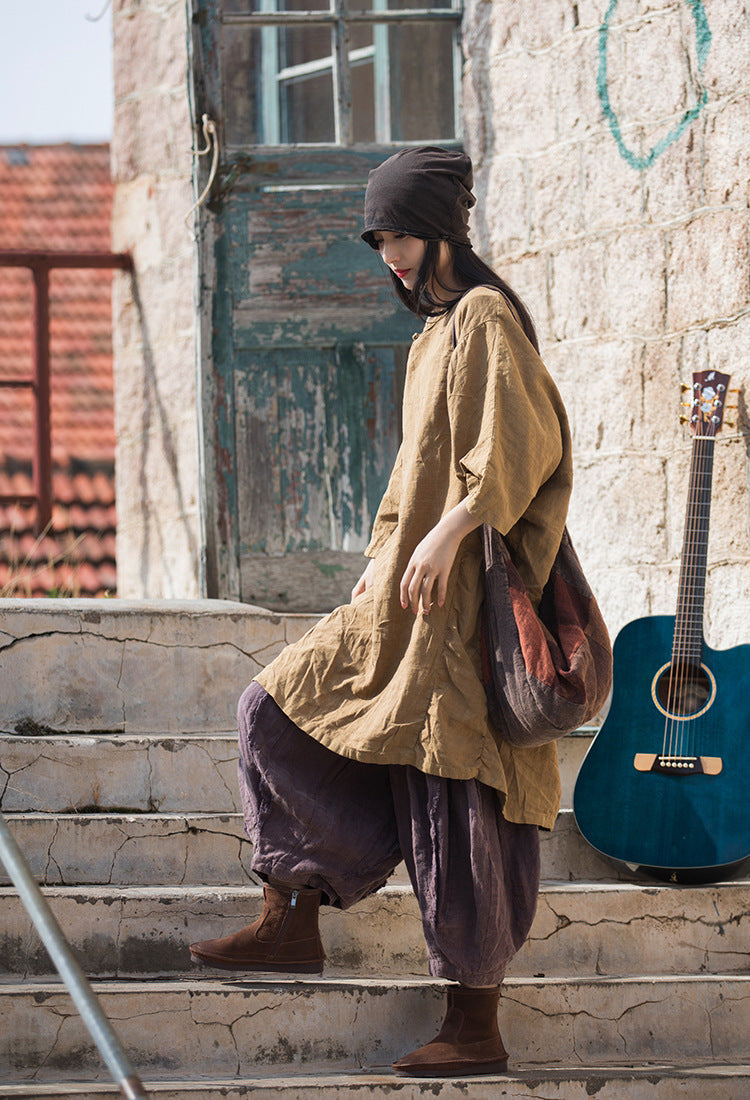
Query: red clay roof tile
0 144 118 597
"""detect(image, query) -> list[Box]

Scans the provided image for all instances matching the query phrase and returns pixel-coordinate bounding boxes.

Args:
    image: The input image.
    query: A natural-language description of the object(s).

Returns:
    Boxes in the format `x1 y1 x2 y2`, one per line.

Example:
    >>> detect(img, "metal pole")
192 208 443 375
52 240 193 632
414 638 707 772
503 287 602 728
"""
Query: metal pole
0 812 150 1099
32 261 53 533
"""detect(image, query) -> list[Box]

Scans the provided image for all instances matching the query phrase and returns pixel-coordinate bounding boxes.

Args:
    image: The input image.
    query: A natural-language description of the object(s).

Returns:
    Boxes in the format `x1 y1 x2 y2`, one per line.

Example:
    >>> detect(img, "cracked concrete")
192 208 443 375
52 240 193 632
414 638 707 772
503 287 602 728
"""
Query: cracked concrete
1 977 747 1076
1 602 749 1096
1 1070 749 1099
3 808 745 889
2 882 747 982
0 729 598 819
497 976 750 1068
0 600 320 734
526 883 750 978
1 732 593 817
0 735 244 814
0 814 255 887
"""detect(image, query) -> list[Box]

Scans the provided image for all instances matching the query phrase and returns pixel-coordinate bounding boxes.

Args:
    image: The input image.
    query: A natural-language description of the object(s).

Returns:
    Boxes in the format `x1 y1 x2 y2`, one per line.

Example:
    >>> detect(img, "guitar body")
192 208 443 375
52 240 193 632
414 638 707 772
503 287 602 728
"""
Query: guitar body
574 615 750 882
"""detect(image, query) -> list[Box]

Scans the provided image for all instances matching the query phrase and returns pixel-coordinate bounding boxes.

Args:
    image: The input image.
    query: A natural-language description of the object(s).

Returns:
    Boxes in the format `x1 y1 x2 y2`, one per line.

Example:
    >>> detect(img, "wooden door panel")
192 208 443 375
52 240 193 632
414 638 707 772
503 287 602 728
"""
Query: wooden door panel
225 153 413 346
234 342 405 611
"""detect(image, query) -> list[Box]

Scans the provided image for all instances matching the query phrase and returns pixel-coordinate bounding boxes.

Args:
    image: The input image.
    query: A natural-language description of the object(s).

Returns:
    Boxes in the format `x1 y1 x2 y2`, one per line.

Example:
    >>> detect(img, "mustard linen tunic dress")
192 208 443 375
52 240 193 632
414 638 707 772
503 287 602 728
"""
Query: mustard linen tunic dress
256 287 573 830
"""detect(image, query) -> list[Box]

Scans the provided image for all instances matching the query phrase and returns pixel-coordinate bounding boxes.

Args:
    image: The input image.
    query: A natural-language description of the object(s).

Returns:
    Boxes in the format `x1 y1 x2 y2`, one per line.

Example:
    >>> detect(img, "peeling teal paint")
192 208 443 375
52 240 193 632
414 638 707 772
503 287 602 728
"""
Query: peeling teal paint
598 0 712 171
315 561 345 578
195 34 418 600
234 342 402 557
211 219 239 557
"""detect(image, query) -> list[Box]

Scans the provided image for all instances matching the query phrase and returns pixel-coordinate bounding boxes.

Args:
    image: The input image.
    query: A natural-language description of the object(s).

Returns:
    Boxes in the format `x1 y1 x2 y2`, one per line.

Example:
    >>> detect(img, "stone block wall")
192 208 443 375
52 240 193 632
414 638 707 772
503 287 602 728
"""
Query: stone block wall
463 0 750 647
111 0 202 598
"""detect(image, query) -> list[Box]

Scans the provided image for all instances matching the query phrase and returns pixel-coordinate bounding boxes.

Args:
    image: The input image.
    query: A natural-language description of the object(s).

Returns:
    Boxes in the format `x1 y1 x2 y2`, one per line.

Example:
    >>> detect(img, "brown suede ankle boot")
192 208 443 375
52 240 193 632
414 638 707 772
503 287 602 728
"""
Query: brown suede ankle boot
392 985 508 1077
189 881 326 974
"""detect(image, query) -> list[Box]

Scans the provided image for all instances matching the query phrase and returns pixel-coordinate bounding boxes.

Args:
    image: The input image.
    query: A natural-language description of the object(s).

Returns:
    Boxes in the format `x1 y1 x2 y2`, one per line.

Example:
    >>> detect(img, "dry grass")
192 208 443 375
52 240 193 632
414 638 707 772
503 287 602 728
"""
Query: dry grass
0 520 86 598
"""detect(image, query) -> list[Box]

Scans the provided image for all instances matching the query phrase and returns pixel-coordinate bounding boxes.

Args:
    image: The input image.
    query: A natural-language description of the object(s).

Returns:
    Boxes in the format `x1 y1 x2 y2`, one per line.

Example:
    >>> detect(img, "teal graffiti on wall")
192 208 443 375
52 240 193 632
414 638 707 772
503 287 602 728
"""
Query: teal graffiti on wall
598 0 712 170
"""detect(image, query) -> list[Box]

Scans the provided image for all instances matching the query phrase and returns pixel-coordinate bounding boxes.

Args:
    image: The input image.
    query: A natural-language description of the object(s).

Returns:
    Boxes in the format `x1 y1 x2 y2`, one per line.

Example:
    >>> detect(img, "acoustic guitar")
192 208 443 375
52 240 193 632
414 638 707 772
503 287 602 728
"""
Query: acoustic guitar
573 370 750 883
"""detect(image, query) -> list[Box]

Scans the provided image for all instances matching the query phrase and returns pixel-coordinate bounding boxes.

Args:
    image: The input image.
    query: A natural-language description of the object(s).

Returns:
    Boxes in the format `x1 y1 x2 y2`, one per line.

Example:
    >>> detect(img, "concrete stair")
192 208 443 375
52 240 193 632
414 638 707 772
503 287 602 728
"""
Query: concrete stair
3 880 748 980
1 599 749 1099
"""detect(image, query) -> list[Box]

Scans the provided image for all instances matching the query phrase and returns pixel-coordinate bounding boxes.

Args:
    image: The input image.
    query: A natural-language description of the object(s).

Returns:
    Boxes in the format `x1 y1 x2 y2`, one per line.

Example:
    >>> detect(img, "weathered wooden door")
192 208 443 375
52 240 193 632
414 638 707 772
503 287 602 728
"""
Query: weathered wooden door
193 1 462 611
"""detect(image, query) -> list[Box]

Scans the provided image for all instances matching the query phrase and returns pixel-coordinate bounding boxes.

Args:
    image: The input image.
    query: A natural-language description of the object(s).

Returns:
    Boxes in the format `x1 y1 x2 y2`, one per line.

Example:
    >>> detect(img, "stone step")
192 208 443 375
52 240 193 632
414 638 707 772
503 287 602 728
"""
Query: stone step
2 881 747 981
0 733 244 815
0 809 629 887
1 1065 749 1099
0 729 594 814
0 599 321 735
1 976 747 1078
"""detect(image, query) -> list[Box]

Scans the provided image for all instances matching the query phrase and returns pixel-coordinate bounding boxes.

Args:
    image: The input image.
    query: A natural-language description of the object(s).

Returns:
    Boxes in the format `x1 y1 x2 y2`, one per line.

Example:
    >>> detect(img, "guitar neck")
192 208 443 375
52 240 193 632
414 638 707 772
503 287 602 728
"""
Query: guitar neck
673 433 715 665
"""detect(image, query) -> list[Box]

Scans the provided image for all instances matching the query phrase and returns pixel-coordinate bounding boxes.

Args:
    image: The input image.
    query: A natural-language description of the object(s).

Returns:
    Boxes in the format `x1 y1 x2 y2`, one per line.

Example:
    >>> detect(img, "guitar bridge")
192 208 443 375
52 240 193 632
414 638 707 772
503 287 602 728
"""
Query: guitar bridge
633 753 722 776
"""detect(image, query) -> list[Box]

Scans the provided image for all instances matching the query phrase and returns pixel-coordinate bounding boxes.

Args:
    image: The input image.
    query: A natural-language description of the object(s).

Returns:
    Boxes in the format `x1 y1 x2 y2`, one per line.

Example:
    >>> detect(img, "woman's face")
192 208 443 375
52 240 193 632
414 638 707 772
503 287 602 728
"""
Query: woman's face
372 231 427 289
372 232 455 296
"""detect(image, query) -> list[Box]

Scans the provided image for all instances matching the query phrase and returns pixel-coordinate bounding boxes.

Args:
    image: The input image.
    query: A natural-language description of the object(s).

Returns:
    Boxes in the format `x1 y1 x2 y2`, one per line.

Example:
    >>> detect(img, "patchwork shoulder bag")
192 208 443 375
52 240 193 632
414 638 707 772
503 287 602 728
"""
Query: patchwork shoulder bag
480 524 613 747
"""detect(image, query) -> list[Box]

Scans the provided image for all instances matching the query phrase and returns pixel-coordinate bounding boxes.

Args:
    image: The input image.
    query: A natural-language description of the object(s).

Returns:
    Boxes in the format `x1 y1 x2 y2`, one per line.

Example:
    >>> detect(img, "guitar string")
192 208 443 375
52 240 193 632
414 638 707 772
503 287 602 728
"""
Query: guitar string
691 432 712 761
682 427 713 759
691 426 715 761
665 418 697 759
675 429 712 761
665 423 691 759
679 432 699 760
664 408 715 763
683 431 708 762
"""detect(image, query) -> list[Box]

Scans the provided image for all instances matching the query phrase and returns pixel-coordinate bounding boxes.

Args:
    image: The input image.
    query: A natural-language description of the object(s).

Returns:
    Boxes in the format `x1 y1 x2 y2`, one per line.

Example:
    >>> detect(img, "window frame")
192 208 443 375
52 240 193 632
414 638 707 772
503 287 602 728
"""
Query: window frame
221 1 463 147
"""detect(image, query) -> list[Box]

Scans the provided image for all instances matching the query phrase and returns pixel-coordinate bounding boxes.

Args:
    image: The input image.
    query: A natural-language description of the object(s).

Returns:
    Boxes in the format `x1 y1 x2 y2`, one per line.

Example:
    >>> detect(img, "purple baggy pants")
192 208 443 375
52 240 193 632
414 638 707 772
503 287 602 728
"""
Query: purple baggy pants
237 681 540 988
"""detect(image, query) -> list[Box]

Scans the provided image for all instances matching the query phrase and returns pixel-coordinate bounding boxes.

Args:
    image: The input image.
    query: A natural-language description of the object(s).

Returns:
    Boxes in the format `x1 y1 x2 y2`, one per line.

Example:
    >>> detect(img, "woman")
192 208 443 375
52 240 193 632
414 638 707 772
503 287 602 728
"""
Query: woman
190 146 573 1077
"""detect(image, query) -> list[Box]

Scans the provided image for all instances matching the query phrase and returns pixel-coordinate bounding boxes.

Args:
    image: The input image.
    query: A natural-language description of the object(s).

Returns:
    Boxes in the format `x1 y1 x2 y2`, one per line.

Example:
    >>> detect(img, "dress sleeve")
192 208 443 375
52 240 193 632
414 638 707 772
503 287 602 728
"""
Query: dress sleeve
447 317 564 534
364 443 403 557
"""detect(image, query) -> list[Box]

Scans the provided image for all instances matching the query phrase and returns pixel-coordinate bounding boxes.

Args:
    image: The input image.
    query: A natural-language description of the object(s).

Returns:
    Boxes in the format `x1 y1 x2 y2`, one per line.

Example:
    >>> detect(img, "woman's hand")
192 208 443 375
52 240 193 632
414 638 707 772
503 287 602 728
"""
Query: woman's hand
399 500 482 614
351 558 376 602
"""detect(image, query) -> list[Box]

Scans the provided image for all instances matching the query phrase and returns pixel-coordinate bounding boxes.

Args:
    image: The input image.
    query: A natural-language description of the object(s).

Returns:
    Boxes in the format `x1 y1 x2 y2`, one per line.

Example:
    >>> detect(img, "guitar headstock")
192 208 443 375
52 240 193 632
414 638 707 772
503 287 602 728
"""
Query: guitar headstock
681 370 733 437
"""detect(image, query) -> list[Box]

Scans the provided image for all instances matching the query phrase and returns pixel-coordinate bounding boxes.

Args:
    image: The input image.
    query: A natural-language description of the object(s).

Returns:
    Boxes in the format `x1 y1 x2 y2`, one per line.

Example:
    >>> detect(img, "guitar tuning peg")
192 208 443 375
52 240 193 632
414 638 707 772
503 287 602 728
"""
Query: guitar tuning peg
680 383 691 393
679 415 690 425
729 388 740 395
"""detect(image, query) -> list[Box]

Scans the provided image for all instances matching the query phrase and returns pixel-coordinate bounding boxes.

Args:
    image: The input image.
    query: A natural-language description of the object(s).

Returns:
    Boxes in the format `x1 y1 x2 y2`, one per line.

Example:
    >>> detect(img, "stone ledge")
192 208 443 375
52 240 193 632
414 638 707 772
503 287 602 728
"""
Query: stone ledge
2 881 747 980
1 977 747 1073
0 599 321 734
1 1065 749 1099
0 730 596 814
0 810 721 887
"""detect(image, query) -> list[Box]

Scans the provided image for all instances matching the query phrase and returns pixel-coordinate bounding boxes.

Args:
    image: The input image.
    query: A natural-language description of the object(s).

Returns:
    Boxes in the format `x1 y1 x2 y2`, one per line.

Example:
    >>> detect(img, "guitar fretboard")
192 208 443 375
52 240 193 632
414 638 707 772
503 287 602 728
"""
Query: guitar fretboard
672 433 715 665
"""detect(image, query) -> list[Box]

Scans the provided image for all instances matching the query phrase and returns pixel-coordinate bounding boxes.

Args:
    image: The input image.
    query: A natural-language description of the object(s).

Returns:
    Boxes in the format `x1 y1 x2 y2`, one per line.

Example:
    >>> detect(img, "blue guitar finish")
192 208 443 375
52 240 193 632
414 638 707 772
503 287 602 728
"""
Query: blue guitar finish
574 370 749 883
573 615 750 881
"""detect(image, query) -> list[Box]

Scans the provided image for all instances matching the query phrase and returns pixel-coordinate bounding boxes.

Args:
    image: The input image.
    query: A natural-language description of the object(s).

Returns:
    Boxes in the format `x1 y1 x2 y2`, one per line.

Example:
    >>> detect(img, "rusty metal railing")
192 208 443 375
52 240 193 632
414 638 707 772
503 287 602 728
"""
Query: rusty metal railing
0 810 150 1098
0 250 132 534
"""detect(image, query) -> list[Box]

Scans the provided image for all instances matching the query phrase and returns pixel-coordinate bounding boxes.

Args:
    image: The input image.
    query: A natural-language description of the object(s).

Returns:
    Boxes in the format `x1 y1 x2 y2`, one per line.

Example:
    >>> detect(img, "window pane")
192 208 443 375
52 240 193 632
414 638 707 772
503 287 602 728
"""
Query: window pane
222 27 263 145
223 24 337 145
221 7 460 146
282 72 335 143
281 0 330 11
350 22 375 143
348 0 454 9
278 26 335 143
389 21 456 140
222 0 330 12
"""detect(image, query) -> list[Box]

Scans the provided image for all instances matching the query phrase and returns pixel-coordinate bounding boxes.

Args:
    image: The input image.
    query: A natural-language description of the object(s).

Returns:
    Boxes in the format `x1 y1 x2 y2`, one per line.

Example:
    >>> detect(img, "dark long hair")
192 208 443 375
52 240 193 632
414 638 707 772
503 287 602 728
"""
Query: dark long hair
389 241 539 354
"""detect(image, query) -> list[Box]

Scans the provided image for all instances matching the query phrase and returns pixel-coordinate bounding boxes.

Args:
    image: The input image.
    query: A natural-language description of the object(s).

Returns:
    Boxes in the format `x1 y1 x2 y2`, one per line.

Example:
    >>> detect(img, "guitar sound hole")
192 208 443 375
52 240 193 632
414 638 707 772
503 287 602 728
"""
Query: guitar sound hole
655 663 712 717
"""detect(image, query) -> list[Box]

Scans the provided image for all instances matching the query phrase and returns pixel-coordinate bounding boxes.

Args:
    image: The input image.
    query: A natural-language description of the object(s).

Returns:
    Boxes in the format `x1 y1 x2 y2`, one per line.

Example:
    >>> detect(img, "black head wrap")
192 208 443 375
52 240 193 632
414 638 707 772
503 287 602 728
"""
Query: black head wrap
361 146 475 249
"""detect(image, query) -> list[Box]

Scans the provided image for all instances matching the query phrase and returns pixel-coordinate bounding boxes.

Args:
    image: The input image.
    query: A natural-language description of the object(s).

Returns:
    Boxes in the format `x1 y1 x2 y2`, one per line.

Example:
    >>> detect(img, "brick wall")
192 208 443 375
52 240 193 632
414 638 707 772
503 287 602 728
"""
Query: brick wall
463 0 750 648
111 0 202 598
